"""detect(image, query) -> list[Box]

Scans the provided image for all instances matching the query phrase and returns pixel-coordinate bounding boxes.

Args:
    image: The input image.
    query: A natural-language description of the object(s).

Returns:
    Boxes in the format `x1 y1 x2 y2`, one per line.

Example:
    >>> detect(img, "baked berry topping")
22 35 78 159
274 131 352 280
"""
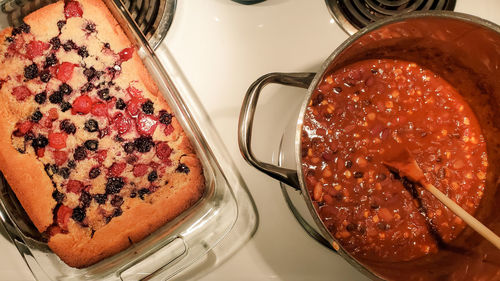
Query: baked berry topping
26 40 48 60
119 47 134 62
147 171 158 182
48 132 67 149
113 113 132 134
12 23 30 36
66 179 84 193
59 83 72 95
115 98 126 110
58 167 70 179
44 53 58 68
114 135 124 142
60 101 72 112
112 208 123 218
123 142 135 154
89 167 101 179
24 132 35 141
30 110 43 122
60 119 76 134
176 163 190 174
84 139 98 151
110 195 124 207
126 155 138 164
44 163 58 177
134 136 154 153
49 91 63 104
138 188 150 200
63 40 76 51
32 135 48 149
53 150 68 166
52 190 65 203
71 207 85 222
40 70 51 83
129 191 137 198
97 88 111 101
85 22 96 33
14 120 34 136
159 110 172 125
96 150 107 162
109 162 126 177
56 205 72 230
81 83 94 93
132 164 148 177
80 191 92 208
84 119 99 132
78 46 89 58
94 194 107 204
49 37 61 50
57 20 66 31
68 160 76 169
24 63 39 80
64 1 83 18
12 86 32 101
127 98 143 117
142 100 154 114
73 146 87 161
5 36 13 42
56 62 75 82
91 102 107 117
136 114 158 135
83 67 96 81
48 108 58 120
156 142 172 162
105 177 125 194
72 95 92 115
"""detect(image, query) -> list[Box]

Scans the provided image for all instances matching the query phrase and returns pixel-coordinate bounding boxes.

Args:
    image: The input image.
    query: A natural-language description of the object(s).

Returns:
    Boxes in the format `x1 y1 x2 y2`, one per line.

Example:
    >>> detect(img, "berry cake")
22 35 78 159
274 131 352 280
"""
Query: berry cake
0 0 204 268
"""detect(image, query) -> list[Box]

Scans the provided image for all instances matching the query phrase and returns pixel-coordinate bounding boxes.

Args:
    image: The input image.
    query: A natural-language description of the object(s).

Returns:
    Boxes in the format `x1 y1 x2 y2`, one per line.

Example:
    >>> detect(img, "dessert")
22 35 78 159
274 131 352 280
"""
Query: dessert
0 0 204 268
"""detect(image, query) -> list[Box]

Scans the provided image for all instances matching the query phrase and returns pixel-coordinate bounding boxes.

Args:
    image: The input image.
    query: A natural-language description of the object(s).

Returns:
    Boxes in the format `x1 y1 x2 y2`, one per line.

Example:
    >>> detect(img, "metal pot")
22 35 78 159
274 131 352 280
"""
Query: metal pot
238 11 500 280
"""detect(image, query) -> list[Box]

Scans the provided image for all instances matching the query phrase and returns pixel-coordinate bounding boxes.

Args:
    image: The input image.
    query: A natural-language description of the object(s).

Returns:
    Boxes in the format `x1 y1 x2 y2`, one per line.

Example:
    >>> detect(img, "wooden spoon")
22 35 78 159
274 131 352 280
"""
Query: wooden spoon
383 148 500 250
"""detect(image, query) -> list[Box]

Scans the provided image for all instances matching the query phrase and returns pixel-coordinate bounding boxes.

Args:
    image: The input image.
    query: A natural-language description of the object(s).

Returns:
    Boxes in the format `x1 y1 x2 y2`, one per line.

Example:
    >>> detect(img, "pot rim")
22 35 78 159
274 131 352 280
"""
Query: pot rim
293 10 500 280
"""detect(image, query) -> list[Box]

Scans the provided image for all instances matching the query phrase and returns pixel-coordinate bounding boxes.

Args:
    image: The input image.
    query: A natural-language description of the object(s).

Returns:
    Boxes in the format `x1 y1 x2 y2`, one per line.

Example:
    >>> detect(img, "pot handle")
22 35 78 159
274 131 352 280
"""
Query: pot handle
238 72 316 189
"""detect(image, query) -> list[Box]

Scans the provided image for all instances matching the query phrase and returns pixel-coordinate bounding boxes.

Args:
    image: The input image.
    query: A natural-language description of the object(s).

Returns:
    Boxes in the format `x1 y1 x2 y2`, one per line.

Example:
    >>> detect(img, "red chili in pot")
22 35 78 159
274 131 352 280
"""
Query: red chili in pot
301 59 487 262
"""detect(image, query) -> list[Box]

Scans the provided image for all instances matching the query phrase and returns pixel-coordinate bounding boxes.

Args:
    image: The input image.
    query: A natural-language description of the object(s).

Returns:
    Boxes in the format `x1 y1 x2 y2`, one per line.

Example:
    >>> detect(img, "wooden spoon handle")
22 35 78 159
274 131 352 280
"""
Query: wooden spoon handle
424 183 500 250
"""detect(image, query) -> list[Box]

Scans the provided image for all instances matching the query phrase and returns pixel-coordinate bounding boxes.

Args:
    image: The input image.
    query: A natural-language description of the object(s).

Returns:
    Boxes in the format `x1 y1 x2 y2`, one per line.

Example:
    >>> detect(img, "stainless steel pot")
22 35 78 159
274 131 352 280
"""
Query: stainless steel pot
238 11 500 281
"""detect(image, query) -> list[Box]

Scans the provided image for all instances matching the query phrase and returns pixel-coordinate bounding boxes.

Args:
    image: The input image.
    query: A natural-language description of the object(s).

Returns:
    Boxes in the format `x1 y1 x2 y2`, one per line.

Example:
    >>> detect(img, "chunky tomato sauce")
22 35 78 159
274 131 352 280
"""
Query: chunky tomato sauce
301 59 487 262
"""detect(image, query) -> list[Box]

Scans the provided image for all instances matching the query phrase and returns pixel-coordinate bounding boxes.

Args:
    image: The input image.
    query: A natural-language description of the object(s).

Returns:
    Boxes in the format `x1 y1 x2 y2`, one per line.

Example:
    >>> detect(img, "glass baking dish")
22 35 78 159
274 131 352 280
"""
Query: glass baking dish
0 0 248 280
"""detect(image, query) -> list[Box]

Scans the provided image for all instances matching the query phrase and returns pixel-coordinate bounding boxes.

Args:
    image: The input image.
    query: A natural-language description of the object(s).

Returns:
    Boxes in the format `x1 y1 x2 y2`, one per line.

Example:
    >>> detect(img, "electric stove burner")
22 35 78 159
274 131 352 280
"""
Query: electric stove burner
1 0 175 49
326 0 456 35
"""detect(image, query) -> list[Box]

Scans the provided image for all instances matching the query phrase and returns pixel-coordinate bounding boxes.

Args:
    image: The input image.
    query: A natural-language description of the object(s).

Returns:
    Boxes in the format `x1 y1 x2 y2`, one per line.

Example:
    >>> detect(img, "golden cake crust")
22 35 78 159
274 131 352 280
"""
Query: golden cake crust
0 0 204 268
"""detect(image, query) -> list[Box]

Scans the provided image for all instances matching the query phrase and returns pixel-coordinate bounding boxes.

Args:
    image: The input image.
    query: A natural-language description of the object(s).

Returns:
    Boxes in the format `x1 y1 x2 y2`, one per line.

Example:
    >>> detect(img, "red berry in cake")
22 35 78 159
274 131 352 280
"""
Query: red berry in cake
96 150 107 162
12 85 32 101
56 62 76 82
109 162 126 177
53 150 68 166
66 179 84 193
132 164 148 177
126 86 143 99
26 40 48 60
136 113 158 135
164 124 174 136
126 98 143 117
56 205 72 230
48 108 59 120
48 132 67 149
113 113 132 134
119 47 134 62
15 120 34 136
72 95 92 115
156 142 172 162
91 102 108 117
64 1 83 18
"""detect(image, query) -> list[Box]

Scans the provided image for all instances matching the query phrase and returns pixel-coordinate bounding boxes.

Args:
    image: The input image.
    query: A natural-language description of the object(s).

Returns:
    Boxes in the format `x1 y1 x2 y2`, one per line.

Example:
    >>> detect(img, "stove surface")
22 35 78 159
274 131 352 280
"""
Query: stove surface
1 0 500 280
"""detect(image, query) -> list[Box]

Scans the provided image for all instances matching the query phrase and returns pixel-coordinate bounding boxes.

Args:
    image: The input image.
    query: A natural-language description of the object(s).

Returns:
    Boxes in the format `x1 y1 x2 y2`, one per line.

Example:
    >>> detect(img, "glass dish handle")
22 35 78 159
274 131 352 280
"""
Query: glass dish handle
238 72 315 189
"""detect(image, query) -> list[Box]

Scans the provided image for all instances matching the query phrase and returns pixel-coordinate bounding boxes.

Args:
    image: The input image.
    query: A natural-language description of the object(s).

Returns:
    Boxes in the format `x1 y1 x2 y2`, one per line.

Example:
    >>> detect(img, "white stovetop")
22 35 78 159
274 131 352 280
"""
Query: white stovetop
2 0 500 280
